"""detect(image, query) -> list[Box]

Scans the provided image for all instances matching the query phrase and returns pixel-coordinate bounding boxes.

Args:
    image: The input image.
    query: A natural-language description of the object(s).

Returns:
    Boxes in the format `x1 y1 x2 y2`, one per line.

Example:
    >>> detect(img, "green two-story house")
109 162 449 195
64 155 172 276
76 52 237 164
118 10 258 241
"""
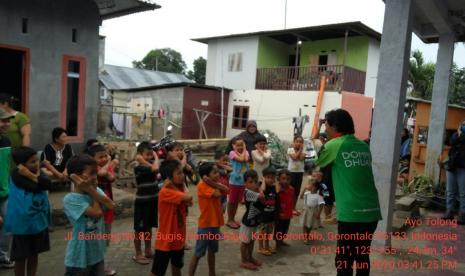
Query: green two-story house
193 21 381 98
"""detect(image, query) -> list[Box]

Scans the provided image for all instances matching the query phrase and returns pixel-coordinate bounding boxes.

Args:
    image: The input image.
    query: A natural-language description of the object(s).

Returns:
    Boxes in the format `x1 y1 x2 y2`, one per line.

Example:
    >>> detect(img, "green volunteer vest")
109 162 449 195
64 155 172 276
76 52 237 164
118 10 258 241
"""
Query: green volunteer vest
315 134 382 222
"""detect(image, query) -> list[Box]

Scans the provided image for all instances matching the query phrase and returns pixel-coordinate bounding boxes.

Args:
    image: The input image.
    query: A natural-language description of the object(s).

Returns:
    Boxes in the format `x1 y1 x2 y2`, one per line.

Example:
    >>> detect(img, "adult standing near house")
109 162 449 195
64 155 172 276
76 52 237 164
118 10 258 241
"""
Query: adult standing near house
240 120 262 156
315 109 381 276
0 94 31 149
41 127 74 182
400 128 411 159
0 108 15 268
442 121 465 224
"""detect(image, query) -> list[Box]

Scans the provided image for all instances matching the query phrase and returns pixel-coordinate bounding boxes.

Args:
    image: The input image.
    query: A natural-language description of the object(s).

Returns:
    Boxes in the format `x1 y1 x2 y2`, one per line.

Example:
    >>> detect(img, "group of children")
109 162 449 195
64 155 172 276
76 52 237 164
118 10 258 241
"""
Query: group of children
141 134 333 274
1 127 333 276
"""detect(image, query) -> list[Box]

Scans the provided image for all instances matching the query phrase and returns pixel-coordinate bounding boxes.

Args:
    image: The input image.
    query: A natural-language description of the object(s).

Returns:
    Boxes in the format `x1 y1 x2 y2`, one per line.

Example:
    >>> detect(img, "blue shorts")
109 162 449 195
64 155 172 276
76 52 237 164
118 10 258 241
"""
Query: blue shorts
194 227 220 257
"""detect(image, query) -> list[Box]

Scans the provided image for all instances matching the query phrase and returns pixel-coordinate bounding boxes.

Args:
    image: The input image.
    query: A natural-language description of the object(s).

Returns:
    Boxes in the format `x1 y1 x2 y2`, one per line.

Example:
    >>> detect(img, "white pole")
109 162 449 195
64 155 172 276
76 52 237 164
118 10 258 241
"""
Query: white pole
220 49 225 137
284 0 288 29
221 87 224 137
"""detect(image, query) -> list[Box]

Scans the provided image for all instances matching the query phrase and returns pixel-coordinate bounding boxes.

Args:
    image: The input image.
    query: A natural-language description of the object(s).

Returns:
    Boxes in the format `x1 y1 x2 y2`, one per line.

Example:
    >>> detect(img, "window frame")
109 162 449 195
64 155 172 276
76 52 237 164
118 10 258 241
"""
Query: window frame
232 105 249 130
227 52 243 72
60 55 86 143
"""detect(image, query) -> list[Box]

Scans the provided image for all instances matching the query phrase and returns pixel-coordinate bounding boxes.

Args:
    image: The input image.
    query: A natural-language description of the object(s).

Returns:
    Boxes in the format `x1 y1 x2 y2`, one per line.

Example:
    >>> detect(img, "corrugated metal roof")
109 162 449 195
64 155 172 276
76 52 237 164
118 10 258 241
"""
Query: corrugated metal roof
192 21 381 44
95 0 161 20
100 64 194 90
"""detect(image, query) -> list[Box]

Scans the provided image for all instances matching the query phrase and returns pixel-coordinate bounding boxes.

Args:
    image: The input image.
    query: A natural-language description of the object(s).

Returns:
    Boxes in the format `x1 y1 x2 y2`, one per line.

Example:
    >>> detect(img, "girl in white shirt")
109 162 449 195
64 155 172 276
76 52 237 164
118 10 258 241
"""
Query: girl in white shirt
251 135 271 182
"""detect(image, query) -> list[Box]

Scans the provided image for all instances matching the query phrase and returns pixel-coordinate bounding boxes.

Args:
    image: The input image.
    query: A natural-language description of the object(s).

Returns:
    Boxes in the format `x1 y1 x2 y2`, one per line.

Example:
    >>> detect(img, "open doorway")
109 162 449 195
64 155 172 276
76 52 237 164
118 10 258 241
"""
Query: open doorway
0 47 28 112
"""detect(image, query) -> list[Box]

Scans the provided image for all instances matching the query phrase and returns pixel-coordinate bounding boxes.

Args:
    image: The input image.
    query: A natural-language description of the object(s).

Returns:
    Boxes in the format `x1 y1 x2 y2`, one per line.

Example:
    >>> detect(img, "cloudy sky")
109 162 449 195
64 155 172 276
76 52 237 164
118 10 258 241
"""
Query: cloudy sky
100 0 465 71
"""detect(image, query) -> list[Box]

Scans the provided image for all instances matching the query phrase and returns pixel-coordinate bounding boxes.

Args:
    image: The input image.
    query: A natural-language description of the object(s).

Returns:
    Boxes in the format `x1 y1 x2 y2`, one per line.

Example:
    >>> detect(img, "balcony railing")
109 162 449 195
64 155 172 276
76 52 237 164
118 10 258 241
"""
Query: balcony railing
255 65 366 94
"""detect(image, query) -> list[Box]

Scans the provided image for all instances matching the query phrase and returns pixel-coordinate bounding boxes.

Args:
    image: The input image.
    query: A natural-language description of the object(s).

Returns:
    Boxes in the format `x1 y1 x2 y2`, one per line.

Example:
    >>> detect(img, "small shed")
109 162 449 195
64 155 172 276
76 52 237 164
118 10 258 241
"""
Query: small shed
408 98 465 183
99 65 231 140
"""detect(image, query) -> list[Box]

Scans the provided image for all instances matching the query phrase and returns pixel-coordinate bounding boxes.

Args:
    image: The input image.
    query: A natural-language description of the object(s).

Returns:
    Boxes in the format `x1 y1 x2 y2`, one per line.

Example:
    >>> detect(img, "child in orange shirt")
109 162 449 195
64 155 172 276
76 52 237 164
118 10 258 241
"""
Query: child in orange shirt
151 160 192 276
188 162 228 276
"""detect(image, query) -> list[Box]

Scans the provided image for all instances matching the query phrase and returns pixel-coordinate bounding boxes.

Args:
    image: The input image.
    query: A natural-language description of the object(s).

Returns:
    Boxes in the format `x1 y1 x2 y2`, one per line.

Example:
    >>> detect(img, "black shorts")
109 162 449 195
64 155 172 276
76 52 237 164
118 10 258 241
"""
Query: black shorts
11 229 50 261
134 200 158 232
151 249 184 275
324 182 335 205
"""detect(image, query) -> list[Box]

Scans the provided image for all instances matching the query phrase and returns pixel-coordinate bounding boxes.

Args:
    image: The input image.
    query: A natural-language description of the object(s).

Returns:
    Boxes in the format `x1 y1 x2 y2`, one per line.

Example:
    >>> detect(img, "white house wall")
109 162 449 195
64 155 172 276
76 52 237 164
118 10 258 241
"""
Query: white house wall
365 38 380 99
226 90 342 142
205 36 259 90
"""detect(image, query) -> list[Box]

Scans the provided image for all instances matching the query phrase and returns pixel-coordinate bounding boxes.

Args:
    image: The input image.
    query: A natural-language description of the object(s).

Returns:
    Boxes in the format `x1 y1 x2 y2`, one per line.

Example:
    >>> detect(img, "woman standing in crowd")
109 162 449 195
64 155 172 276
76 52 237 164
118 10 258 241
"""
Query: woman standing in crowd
0 93 31 149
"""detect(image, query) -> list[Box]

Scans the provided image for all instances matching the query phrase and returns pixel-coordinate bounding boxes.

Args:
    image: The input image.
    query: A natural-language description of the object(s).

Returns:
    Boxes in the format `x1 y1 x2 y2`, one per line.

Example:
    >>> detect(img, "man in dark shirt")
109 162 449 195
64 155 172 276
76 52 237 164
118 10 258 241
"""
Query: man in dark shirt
0 108 15 268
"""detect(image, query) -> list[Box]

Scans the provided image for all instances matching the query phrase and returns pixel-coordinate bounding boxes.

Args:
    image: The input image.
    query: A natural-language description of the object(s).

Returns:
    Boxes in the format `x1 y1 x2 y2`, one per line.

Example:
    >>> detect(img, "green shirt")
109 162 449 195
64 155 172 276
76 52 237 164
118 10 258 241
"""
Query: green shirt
7 111 30 149
315 134 382 222
0 136 11 198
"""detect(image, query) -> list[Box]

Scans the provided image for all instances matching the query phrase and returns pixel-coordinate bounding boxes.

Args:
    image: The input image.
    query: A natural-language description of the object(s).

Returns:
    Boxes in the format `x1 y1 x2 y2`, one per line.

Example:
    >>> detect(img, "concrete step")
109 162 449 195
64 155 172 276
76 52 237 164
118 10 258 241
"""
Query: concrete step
395 195 417 211
49 187 135 227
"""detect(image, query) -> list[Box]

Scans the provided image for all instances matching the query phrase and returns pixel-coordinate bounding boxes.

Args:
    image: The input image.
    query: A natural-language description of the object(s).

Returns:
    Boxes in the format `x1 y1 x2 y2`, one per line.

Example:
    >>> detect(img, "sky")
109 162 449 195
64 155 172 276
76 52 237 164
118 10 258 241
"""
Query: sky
99 0 465 71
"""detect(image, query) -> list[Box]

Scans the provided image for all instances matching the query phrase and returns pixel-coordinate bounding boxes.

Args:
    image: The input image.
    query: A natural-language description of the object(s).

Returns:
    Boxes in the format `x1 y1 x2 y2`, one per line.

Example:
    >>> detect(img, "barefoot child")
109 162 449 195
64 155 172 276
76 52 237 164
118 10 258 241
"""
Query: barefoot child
239 170 264 270
133 142 160 265
257 166 277 256
63 155 115 275
6 147 51 276
188 162 228 276
87 144 117 275
227 137 249 229
151 160 192 276
274 169 294 250
288 135 305 207
300 176 324 245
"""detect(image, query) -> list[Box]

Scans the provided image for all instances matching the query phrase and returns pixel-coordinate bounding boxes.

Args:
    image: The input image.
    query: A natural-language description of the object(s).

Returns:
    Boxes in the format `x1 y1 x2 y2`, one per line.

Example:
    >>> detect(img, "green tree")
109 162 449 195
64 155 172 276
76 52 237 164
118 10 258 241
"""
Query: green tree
408 50 465 106
187 57 206 84
408 50 436 100
450 64 465 106
133 48 187 74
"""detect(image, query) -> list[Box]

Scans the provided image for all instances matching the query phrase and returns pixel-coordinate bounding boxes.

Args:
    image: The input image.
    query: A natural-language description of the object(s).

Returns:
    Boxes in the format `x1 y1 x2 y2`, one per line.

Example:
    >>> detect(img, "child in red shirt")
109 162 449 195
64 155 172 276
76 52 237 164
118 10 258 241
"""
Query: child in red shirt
151 160 193 276
274 169 294 250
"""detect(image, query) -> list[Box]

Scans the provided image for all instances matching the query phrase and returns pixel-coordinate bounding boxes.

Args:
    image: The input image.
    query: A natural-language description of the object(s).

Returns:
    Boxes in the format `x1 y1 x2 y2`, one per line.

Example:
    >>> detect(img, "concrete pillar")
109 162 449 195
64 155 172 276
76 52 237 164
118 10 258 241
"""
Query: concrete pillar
370 0 414 246
424 34 455 184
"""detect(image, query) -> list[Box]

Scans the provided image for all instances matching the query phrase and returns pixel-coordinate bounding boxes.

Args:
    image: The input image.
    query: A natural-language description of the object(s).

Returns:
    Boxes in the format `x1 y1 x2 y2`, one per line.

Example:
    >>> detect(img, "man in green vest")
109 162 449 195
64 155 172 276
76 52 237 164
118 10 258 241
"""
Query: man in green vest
0 108 14 268
315 109 381 276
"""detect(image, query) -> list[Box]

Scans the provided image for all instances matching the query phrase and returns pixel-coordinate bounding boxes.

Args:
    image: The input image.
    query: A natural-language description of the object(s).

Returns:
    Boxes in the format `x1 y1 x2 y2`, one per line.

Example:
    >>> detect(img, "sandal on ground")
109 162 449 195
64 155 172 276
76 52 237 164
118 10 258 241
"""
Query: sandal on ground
104 268 117 276
268 247 277 254
226 221 240 229
132 256 150 265
250 258 262 266
144 252 153 259
257 248 272 256
240 262 258 270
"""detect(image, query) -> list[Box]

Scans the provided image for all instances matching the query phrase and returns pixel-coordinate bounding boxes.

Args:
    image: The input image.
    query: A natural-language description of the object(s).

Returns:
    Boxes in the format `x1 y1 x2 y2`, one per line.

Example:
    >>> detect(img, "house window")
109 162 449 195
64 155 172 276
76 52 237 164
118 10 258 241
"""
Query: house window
228 52 242 72
61 55 86 141
22 18 28 34
72 29 78 43
232 105 249 129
